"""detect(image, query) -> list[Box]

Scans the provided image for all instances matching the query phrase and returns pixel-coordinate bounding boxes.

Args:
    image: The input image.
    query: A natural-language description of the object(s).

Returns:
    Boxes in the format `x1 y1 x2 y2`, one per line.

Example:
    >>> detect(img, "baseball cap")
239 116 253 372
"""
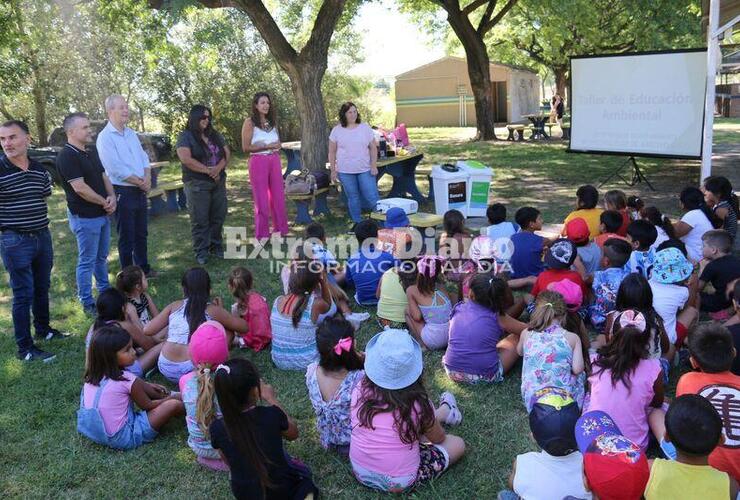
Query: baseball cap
545 238 577 269
189 320 229 367
576 411 649 500
565 217 590 244
547 279 583 312
528 387 580 456
384 207 410 229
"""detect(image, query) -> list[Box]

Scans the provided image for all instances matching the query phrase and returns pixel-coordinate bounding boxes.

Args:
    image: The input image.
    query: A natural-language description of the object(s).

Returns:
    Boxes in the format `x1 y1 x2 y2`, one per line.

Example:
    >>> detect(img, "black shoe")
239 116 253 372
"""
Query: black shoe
196 255 208 265
17 346 56 363
145 269 158 279
35 328 70 341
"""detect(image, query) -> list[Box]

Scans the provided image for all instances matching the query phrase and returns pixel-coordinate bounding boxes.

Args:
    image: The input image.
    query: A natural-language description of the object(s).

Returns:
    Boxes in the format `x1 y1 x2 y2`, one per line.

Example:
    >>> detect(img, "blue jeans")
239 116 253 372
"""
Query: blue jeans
114 186 149 273
0 229 53 352
68 211 111 308
338 171 380 223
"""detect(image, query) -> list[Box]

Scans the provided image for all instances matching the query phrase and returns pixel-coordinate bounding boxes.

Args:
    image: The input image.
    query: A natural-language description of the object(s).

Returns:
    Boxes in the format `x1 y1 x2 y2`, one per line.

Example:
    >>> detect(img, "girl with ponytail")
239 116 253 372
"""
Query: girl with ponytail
179 321 230 471
270 260 332 371
517 291 586 411
703 175 738 242
211 358 319 499
640 206 676 250
145 267 248 383
443 273 525 384
674 186 719 262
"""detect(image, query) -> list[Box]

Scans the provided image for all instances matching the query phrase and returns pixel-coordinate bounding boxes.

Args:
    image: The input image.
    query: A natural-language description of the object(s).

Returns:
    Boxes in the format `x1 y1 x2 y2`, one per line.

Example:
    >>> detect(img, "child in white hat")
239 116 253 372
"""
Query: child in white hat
349 329 465 492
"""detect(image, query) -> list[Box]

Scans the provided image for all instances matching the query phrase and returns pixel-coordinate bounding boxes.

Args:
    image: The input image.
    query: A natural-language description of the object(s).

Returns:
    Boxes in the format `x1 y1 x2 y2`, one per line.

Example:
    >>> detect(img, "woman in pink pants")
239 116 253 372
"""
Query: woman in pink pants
241 92 289 239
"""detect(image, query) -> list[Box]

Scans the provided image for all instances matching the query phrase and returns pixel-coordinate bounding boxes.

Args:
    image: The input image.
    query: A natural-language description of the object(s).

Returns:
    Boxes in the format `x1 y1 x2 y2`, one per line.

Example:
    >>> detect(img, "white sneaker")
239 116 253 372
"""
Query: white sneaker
345 312 371 331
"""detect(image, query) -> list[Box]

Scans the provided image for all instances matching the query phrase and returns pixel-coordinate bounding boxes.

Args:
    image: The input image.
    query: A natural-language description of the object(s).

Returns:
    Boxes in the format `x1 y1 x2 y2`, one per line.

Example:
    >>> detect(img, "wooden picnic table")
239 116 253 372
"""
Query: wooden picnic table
522 114 550 140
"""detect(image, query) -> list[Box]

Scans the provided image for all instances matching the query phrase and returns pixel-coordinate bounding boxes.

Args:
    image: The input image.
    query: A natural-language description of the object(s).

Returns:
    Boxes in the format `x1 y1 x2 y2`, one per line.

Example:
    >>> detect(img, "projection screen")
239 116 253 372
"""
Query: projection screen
569 49 707 159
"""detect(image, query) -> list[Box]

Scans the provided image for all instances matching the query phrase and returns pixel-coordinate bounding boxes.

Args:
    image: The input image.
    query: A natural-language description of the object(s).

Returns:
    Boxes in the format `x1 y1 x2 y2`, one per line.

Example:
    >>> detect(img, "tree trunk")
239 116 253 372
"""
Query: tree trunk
445 13 498 140
554 66 568 105
287 62 329 171
31 77 47 146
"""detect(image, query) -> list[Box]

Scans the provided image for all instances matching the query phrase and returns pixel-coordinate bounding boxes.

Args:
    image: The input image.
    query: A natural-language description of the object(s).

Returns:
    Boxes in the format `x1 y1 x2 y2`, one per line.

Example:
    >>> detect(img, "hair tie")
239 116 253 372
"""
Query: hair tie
544 302 553 309
333 337 353 355
618 310 647 333
216 364 230 374
203 367 211 374
418 255 444 278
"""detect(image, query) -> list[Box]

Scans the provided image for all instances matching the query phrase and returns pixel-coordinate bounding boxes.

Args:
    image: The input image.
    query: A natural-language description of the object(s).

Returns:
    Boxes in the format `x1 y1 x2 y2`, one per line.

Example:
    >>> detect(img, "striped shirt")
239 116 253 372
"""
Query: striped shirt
0 154 52 232
716 200 738 241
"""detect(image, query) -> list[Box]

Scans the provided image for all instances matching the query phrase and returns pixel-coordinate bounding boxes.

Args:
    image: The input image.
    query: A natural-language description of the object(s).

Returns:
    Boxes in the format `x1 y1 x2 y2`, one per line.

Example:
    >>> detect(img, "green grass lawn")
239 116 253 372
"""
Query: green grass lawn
1 120 738 498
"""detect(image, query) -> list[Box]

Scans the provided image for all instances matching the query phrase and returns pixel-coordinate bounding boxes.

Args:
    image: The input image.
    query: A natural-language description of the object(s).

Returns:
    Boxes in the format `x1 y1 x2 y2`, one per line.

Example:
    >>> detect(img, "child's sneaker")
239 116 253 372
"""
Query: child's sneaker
439 391 463 426
345 312 370 331
236 336 249 349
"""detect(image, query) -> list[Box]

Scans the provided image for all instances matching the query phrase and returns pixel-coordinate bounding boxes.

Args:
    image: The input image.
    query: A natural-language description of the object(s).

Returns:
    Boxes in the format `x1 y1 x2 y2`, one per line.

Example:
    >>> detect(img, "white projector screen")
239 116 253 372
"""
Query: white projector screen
569 49 707 158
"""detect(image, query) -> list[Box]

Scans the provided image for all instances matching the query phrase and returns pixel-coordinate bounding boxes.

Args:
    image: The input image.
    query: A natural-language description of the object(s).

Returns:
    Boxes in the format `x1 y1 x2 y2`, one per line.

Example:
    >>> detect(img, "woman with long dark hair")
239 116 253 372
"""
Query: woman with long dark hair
329 102 379 224
176 105 230 265
241 92 288 239
673 186 719 262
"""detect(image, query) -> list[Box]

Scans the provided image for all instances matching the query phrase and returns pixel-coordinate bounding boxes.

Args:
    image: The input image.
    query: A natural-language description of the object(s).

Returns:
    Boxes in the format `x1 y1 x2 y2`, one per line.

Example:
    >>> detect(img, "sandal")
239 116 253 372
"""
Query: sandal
439 391 463 426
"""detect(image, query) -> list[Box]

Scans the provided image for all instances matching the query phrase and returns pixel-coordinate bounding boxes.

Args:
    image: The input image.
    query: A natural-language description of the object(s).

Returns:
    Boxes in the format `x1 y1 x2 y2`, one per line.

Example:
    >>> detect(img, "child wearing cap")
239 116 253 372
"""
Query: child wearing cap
530 239 588 299
697 230 740 320
501 387 590 500
645 394 739 499
594 210 630 249
350 329 465 492
179 320 230 470
676 324 740 480
561 185 604 241
588 309 666 451
566 217 601 276
625 219 658 279
576 410 650 500
518 292 586 411
378 207 417 258
589 238 631 331
648 247 698 347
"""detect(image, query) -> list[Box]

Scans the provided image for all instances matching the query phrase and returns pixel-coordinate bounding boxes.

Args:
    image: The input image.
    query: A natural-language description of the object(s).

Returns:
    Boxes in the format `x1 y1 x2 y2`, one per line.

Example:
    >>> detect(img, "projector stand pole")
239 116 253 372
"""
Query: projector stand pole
598 156 656 191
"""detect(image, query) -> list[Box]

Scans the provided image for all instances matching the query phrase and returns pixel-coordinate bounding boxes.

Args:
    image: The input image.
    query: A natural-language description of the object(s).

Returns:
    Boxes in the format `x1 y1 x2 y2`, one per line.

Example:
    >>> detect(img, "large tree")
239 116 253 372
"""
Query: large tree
149 0 356 171
492 0 702 104
403 0 518 140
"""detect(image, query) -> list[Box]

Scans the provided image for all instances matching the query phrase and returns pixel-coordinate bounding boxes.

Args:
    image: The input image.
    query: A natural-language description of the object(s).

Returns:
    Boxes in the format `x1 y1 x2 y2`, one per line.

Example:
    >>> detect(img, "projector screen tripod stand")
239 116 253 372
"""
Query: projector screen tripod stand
598 156 655 191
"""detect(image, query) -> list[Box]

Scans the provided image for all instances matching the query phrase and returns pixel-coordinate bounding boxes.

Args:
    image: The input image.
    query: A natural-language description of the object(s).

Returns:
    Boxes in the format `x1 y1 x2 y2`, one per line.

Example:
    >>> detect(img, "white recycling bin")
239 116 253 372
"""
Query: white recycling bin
430 165 469 217
457 160 494 217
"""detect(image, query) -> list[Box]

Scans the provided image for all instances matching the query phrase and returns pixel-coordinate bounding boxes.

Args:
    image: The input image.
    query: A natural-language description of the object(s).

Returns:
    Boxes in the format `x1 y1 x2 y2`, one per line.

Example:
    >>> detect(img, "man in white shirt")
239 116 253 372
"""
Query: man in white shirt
96 95 155 276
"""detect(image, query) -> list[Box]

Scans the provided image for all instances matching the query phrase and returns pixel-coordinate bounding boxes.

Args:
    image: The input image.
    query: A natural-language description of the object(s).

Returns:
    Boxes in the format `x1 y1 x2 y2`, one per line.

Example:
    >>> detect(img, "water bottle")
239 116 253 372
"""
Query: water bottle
379 137 387 158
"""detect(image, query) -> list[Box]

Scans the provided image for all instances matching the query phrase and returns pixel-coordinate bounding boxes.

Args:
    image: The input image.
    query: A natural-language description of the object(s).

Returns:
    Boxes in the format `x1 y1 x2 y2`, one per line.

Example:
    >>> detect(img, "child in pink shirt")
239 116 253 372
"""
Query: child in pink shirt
228 266 271 351
587 310 667 451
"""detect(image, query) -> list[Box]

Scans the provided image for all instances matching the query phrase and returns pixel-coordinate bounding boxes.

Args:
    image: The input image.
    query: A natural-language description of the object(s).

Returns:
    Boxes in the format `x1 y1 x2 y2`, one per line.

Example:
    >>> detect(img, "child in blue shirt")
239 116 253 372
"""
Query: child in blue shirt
510 207 547 279
590 238 632 331
626 219 658 279
345 219 396 306
482 203 519 240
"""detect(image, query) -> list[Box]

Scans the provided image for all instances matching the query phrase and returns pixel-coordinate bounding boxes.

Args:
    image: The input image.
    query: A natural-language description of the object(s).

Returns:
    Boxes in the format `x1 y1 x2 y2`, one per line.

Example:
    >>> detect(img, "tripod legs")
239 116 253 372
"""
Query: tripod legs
598 156 656 191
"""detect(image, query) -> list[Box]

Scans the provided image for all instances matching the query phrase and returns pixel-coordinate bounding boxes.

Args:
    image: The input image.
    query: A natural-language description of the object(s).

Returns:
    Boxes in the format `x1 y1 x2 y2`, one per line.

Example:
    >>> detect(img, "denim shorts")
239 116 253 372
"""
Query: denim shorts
158 353 194 384
78 404 157 450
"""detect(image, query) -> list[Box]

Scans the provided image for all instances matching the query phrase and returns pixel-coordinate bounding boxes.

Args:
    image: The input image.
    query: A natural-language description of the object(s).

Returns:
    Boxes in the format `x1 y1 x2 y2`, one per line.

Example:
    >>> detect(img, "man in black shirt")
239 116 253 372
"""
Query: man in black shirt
57 113 116 315
0 120 68 362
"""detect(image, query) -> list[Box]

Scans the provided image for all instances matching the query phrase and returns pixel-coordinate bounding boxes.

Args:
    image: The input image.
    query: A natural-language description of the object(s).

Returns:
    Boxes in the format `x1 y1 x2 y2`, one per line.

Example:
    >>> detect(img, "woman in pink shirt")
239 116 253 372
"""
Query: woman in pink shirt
328 102 378 223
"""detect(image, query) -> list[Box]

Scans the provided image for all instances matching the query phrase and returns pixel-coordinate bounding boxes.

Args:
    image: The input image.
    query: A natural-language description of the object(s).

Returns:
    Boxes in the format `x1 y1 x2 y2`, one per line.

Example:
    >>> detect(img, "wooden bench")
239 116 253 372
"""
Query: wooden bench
286 187 331 224
147 180 186 216
506 124 526 141
370 211 443 228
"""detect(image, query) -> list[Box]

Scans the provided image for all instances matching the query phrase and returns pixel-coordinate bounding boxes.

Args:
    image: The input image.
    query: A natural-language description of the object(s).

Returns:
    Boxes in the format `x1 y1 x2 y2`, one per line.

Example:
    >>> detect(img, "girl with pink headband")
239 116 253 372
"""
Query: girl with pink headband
406 255 455 350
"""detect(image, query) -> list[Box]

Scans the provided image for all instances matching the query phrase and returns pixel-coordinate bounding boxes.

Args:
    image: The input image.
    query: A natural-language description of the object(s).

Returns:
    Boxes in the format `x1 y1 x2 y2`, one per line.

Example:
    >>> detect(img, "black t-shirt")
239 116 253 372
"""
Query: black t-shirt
175 129 226 183
209 405 317 500
728 323 740 376
699 255 740 307
56 144 108 218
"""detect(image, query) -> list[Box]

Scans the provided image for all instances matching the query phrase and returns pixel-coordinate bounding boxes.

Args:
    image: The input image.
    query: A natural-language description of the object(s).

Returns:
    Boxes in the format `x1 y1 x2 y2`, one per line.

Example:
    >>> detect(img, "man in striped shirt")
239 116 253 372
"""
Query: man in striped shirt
0 120 68 362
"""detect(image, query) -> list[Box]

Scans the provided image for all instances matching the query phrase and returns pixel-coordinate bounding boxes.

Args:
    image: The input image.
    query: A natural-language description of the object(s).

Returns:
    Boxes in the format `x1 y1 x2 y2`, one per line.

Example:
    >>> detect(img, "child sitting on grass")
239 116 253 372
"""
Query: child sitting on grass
530 239 587 299
589 238 631 332
116 265 159 329
510 207 546 279
77 325 184 450
641 206 675 251
377 207 416 258
566 217 601 276
703 175 738 242
518 292 586 411
697 230 740 320
377 259 416 328
444 274 525 383
406 255 454 350
306 316 365 456
676 324 739 481
627 194 645 221
649 247 697 348
594 210 629 249
603 189 630 236
562 184 603 240
86 289 162 377
228 266 272 351
440 209 473 287
645 394 738 499
482 202 519 240
179 321 230 471
350 330 464 493
345 219 396 306
626 219 658 278
588 309 667 452
211 358 319 499
502 387 589 500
